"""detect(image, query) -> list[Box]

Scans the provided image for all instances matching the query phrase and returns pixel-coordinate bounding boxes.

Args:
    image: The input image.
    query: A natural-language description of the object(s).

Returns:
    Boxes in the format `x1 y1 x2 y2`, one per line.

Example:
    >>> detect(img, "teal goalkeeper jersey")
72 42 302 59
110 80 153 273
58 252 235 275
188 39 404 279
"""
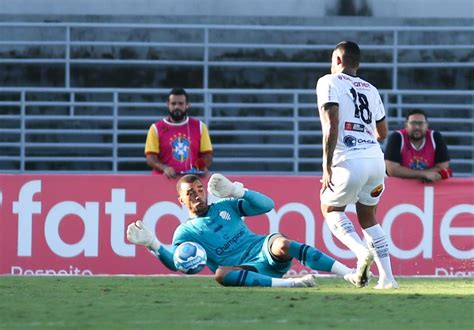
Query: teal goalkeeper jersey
172 191 271 273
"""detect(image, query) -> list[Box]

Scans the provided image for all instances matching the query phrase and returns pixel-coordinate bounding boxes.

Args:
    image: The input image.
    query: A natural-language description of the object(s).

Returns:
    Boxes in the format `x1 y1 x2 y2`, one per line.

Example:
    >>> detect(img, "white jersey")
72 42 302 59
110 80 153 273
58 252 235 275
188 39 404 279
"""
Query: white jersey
316 73 385 166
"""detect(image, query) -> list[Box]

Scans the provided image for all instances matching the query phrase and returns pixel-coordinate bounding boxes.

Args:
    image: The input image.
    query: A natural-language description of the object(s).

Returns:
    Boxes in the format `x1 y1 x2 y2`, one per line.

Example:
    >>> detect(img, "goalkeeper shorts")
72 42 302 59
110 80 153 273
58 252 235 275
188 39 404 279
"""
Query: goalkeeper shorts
239 233 292 278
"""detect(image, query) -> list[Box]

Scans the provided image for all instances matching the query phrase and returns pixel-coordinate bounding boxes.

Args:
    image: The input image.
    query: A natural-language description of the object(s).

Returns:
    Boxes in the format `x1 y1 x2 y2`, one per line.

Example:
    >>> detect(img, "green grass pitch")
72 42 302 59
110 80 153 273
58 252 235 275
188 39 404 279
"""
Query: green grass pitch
0 276 472 329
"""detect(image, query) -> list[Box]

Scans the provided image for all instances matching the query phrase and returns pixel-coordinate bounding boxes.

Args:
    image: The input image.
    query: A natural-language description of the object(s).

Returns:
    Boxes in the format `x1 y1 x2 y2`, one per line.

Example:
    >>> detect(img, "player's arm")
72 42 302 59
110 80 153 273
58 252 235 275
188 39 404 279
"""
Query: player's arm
319 102 338 170
126 220 177 271
319 102 338 192
374 92 388 142
207 173 274 215
316 76 339 170
375 117 388 142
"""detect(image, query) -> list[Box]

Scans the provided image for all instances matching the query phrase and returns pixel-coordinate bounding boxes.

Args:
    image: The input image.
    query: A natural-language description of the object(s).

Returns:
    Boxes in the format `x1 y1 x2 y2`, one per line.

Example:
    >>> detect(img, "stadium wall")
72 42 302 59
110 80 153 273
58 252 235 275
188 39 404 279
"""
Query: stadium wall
1 0 473 18
1 174 472 277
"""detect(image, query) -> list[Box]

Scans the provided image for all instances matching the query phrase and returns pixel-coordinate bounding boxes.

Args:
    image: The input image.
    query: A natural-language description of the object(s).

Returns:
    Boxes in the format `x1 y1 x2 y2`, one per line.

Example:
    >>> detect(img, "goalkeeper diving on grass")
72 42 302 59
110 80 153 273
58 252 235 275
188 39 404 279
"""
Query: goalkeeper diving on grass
127 173 368 288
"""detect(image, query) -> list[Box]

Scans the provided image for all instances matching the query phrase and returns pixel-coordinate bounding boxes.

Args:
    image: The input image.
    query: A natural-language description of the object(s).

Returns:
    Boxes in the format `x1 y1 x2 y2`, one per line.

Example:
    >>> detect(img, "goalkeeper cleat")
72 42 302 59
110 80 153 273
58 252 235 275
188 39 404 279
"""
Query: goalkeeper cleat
353 250 374 288
374 278 400 289
293 274 317 288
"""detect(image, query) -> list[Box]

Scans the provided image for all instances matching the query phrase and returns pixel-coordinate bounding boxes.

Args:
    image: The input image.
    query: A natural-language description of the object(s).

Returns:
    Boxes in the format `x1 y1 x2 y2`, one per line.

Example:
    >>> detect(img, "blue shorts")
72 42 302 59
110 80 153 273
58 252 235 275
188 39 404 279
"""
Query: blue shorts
240 233 292 278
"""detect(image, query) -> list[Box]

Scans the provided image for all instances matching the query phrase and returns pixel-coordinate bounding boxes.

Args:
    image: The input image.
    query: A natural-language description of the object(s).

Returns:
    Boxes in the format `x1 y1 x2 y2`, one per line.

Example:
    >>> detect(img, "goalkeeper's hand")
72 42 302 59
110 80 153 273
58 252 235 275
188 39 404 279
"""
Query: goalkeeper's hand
207 173 246 198
126 220 160 250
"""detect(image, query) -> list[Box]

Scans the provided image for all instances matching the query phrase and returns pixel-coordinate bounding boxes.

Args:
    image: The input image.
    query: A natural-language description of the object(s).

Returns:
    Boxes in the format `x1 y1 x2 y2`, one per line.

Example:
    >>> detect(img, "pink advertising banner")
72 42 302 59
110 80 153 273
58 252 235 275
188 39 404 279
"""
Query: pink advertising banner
0 174 472 277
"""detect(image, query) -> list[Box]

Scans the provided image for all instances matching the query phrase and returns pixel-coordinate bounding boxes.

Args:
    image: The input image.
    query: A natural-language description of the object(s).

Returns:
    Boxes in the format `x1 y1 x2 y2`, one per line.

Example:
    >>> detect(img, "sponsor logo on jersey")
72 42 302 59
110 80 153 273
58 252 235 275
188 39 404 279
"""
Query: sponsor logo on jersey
219 211 231 221
370 184 384 197
343 135 357 147
338 74 352 82
353 81 371 88
357 138 377 144
215 230 246 255
344 122 365 132
343 135 377 148
336 74 370 88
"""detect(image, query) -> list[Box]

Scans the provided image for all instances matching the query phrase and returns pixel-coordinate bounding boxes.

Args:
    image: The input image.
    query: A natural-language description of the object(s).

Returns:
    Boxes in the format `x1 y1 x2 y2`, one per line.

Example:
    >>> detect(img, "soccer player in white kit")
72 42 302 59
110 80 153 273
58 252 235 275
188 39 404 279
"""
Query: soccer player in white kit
316 41 399 289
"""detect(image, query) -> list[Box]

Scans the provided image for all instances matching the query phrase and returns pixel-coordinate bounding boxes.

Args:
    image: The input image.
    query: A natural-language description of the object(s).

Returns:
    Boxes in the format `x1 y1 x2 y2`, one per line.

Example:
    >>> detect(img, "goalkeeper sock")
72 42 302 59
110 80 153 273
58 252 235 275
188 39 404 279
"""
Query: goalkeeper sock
325 211 369 258
222 270 306 287
288 241 335 273
222 270 272 287
363 224 395 281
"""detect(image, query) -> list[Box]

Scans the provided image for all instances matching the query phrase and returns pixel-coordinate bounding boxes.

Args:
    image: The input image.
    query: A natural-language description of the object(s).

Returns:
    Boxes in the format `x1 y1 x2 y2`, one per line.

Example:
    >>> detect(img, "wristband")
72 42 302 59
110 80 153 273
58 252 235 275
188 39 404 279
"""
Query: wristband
439 168 453 180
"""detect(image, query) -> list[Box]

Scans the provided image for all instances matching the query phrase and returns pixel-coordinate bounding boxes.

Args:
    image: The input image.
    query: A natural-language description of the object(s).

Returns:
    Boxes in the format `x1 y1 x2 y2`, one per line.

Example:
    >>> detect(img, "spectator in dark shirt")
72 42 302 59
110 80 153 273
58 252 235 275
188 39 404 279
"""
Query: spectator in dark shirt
384 109 451 182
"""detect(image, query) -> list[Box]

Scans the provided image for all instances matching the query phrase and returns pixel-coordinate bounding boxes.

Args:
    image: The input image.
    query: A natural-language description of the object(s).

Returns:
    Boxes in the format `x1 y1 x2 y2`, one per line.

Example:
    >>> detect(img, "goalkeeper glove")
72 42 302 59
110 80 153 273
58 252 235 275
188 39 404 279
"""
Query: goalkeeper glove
207 173 246 198
126 220 160 250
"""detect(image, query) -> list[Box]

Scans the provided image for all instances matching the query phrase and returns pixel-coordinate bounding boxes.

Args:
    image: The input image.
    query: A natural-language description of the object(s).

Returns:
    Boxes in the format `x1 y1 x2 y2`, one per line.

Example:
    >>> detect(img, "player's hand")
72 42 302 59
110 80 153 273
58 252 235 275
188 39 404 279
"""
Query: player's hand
163 166 177 179
126 220 160 250
320 167 334 194
207 173 246 198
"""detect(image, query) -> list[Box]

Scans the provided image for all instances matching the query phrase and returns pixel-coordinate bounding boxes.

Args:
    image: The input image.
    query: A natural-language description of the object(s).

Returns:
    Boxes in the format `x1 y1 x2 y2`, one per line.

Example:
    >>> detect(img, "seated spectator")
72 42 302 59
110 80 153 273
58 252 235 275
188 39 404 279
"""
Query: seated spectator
145 88 213 179
385 109 451 182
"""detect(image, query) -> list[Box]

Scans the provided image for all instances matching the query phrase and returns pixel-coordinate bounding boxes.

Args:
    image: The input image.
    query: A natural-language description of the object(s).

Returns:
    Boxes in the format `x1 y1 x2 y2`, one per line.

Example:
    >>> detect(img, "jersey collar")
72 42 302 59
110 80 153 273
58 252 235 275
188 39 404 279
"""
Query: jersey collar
163 117 190 126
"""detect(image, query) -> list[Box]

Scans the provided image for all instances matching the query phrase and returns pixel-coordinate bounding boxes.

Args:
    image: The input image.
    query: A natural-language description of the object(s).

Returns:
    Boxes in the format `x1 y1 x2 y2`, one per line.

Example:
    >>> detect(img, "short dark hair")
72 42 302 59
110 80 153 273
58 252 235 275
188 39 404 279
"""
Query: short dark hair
168 88 189 103
405 109 428 121
176 174 201 193
335 41 360 68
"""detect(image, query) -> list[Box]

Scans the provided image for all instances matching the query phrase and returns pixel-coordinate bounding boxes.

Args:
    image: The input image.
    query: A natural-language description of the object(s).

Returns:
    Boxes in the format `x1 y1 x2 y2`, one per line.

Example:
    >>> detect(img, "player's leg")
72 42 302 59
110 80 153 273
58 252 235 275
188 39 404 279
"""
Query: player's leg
215 266 315 288
356 203 398 289
268 235 355 282
215 235 315 288
320 162 373 287
357 159 399 289
215 266 270 287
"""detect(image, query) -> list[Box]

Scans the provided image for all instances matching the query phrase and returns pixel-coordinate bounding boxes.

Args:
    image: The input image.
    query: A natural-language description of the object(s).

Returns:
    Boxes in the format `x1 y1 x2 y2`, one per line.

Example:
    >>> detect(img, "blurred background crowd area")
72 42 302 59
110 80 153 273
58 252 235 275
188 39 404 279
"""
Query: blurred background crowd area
0 0 472 175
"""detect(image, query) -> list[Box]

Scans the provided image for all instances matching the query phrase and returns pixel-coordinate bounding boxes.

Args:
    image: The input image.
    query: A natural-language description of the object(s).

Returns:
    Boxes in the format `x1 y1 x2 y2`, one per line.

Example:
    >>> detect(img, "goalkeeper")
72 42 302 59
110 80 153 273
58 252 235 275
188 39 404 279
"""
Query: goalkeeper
127 173 365 288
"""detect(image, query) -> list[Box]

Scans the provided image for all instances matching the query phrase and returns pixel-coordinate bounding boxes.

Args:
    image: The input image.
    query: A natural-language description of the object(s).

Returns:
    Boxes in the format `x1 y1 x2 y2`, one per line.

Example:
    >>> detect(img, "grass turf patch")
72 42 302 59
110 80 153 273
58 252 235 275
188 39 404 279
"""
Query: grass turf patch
0 277 472 329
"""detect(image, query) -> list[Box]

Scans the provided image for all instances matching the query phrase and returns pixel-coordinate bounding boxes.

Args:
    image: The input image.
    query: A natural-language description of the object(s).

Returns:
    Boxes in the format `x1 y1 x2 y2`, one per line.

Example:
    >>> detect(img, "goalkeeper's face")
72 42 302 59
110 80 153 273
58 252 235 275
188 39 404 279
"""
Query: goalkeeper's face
178 181 208 216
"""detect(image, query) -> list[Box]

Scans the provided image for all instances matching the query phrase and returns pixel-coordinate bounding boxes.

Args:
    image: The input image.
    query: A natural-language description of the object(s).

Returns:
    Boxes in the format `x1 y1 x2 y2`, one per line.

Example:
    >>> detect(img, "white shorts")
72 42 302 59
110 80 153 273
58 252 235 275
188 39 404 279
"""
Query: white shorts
320 156 385 207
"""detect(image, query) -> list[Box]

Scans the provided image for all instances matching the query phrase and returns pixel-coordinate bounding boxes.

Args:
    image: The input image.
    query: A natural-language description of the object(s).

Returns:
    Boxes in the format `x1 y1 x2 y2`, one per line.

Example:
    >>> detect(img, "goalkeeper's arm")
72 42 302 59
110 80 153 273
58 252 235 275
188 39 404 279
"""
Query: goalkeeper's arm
207 173 274 216
126 220 177 271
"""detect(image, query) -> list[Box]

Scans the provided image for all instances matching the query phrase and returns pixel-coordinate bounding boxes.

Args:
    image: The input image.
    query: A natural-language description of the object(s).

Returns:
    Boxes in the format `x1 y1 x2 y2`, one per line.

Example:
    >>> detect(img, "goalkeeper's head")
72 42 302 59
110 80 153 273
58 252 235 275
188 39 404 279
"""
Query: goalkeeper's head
176 174 208 217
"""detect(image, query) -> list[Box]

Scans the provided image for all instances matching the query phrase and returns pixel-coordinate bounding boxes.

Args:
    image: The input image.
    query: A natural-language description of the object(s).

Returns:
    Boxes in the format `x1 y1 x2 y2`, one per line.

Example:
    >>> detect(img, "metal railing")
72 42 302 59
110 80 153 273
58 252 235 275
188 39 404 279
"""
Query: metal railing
0 87 472 175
